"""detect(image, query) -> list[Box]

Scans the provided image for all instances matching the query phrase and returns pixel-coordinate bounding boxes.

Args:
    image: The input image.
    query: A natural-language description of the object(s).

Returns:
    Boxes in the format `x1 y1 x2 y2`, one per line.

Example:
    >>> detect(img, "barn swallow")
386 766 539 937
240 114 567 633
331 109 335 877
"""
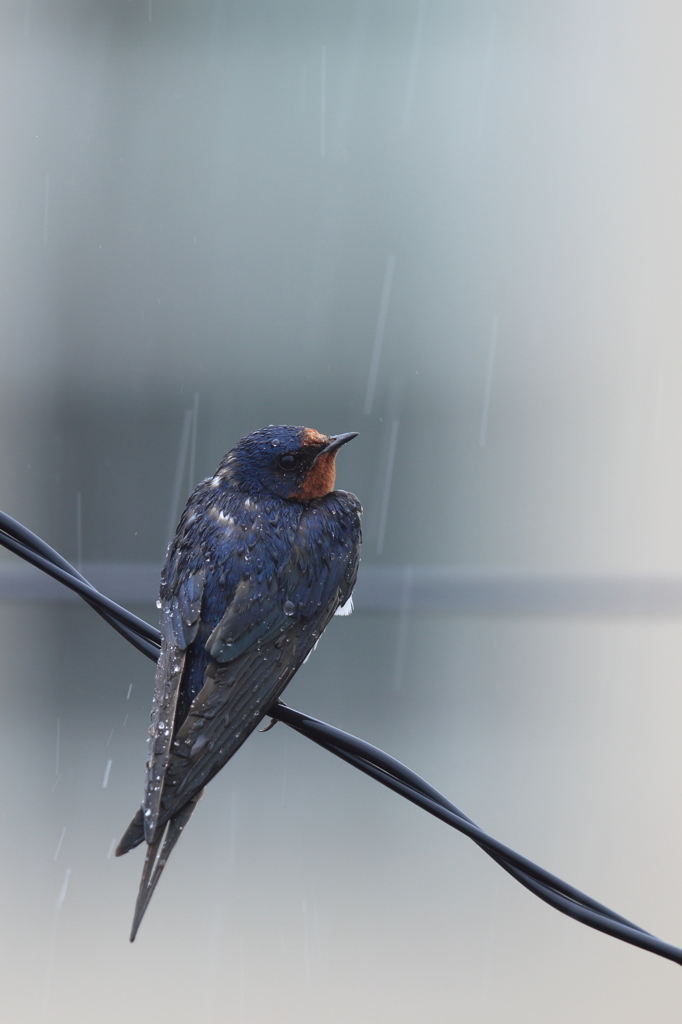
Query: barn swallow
116 425 361 940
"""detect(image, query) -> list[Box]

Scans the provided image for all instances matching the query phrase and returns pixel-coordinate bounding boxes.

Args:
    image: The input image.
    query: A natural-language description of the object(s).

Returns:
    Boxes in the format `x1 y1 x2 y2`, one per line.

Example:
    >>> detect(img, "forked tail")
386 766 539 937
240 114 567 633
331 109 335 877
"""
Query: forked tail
122 791 204 942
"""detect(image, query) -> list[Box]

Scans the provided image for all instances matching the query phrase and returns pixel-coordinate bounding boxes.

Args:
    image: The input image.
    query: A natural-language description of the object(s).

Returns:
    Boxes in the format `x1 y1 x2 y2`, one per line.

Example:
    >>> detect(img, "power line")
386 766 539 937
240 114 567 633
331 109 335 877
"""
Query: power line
0 509 680 968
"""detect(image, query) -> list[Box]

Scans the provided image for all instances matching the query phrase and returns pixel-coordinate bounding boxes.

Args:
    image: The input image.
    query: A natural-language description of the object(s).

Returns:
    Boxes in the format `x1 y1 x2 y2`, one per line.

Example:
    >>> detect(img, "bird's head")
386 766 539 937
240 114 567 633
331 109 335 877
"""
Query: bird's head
215 425 358 501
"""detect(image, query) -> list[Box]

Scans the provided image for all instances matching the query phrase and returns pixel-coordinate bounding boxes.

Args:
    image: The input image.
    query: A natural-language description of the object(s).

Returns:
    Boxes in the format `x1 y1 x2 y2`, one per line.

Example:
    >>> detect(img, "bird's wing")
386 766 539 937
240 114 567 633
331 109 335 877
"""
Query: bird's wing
142 566 205 842
155 496 361 832
158 516 360 823
118 493 361 861
159 632 311 817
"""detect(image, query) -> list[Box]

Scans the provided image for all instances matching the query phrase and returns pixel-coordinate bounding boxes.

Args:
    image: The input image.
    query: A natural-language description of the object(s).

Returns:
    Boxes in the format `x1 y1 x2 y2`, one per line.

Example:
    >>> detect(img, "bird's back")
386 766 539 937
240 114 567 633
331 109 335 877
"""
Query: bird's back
118 485 361 856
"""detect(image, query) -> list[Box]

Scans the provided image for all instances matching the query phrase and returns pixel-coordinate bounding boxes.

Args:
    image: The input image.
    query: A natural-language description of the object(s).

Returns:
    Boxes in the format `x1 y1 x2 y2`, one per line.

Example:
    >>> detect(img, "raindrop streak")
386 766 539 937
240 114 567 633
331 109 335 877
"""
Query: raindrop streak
479 315 499 447
320 45 327 158
228 788 237 865
167 408 193 548
302 899 311 983
655 355 664 452
364 255 396 416
239 936 246 1024
377 419 399 555
479 871 501 1016
102 759 112 789
299 64 307 114
55 718 60 777
402 0 427 132
126 684 132 700
76 492 82 572
42 869 72 1022
188 392 199 494
280 730 289 806
476 17 497 142
43 172 49 243
393 565 414 691
107 838 116 859
56 868 71 911
106 729 114 748
311 887 321 964
53 827 66 862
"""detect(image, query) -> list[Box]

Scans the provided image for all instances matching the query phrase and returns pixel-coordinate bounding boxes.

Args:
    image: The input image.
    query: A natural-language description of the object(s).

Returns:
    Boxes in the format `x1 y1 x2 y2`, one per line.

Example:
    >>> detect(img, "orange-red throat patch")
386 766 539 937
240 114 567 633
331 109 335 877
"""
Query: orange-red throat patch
292 452 337 501
291 427 336 501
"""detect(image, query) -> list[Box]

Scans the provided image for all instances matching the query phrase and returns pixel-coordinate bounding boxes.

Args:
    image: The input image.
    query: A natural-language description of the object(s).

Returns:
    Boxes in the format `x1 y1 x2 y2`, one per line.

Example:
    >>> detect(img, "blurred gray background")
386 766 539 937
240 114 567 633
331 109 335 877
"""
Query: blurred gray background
2 0 682 1021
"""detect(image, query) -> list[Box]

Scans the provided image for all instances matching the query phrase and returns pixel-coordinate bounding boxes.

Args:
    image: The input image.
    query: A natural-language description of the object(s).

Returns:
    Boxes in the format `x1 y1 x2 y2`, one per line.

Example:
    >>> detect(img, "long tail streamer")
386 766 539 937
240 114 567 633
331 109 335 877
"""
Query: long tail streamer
1 508 680 967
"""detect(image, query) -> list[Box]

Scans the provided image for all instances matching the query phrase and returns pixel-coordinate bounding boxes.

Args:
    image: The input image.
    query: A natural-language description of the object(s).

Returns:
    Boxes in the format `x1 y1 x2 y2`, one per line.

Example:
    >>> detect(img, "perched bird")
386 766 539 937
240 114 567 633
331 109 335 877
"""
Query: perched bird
116 424 361 940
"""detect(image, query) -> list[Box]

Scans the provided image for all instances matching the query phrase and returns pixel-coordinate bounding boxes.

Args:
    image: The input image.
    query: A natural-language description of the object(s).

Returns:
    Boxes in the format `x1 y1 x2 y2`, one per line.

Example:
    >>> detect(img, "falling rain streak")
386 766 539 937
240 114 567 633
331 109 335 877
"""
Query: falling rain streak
42 868 72 1021
402 0 426 132
392 565 414 691
53 827 66 862
364 255 396 416
188 392 199 493
655 355 664 452
166 395 200 549
239 936 246 1024
299 64 307 113
479 315 499 447
43 172 49 243
56 868 71 910
302 898 311 983
476 17 497 141
320 46 327 158
167 409 193 547
102 759 112 789
377 419 399 554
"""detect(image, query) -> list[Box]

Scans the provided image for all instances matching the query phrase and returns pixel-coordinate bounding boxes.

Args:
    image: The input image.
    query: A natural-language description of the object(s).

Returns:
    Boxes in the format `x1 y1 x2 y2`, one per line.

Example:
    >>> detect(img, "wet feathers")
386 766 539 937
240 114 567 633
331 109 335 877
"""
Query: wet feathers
116 425 361 940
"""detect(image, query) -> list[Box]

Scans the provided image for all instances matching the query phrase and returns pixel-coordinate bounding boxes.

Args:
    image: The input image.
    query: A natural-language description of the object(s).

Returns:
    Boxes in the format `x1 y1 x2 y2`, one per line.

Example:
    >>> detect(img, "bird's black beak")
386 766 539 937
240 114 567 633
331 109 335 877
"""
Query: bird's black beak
311 432 358 467
321 432 358 455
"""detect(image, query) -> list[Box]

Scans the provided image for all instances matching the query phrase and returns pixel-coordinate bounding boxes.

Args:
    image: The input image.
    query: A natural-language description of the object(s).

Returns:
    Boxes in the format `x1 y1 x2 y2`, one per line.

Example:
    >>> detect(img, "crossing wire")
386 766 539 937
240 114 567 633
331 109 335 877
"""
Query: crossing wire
1 508 680 967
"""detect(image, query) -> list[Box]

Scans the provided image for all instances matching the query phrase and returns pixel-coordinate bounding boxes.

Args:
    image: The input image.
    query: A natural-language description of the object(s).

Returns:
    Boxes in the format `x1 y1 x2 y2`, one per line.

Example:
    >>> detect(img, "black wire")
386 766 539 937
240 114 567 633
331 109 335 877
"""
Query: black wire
1 509 680 967
0 511 161 660
271 706 682 967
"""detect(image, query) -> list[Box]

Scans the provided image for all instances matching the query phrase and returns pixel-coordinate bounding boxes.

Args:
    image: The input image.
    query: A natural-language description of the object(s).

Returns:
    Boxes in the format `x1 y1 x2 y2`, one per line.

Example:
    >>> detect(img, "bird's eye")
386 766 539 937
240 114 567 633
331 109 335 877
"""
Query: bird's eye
278 453 297 470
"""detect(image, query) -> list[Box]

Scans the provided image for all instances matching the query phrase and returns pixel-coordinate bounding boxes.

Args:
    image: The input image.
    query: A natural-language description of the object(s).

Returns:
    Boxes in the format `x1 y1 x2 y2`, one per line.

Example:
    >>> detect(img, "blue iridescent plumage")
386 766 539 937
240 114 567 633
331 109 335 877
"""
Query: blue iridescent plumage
116 425 361 939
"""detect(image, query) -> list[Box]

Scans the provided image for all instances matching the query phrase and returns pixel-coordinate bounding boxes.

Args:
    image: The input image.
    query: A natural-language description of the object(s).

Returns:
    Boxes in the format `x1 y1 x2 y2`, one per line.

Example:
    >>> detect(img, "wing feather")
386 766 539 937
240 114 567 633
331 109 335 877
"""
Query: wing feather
120 490 360 853
142 567 205 841
146 496 361 833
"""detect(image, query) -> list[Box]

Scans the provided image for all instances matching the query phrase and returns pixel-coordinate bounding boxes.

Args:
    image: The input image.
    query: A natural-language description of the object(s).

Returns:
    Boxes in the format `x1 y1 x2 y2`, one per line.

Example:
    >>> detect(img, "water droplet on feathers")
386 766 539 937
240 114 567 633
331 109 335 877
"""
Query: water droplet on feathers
190 736 208 758
283 600 295 616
